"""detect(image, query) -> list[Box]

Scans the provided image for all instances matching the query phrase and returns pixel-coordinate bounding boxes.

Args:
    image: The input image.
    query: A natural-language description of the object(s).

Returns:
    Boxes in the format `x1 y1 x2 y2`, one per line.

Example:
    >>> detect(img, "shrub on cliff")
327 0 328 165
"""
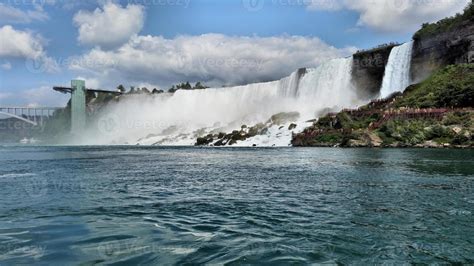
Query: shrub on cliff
395 64 474 108
443 112 472 127
168 82 209 93
314 132 343 145
414 1 474 39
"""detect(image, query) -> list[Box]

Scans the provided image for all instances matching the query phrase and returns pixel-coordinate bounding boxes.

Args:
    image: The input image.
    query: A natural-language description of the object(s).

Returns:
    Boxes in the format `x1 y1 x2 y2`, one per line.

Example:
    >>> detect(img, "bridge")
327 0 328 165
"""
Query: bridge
1 80 122 134
0 107 62 127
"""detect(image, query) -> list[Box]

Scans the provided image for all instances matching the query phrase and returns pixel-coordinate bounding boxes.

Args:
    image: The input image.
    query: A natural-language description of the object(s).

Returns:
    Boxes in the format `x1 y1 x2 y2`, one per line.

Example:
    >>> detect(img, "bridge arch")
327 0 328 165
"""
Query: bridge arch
0 111 38 126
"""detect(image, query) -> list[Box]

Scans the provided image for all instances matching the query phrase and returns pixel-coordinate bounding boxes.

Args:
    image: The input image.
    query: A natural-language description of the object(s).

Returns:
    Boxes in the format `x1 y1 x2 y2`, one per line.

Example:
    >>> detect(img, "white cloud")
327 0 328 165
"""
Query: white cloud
0 86 68 107
22 86 69 107
0 92 13 101
70 33 355 89
0 25 44 58
0 3 49 24
0 25 59 73
73 2 145 49
1 61 11 70
75 76 101 89
307 0 470 32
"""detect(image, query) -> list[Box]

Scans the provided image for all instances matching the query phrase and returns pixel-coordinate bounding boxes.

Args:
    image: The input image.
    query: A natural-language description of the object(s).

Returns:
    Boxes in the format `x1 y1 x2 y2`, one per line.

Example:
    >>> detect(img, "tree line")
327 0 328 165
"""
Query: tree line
116 82 208 95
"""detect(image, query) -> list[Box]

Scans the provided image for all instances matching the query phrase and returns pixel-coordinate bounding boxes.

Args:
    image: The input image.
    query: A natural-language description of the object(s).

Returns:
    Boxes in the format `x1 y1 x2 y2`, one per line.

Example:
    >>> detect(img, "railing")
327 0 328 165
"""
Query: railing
368 108 451 130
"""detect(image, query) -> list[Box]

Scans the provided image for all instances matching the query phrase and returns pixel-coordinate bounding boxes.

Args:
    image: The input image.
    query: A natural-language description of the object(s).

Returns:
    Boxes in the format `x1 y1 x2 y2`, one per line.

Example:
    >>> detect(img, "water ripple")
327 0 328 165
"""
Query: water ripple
0 146 473 264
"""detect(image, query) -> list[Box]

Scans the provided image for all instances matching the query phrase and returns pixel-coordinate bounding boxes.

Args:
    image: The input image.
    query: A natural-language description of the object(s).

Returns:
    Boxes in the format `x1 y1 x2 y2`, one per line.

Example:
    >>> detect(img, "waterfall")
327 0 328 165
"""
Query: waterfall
297 57 356 110
379 41 414 98
83 57 362 146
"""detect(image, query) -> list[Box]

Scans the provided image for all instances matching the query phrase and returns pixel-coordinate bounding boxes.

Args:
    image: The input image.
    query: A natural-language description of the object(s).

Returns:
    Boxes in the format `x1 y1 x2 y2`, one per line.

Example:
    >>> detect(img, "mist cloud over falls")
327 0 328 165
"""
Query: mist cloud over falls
80 58 363 146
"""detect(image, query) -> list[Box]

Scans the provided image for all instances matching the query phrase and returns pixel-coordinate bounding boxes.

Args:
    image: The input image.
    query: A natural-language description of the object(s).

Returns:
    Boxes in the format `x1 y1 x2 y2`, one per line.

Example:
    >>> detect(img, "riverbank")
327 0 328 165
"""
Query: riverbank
292 64 474 148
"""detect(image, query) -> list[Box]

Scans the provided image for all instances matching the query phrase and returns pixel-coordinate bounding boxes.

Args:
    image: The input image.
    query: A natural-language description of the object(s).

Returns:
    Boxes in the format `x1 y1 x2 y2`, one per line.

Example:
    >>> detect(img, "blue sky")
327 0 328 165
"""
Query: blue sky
0 0 469 106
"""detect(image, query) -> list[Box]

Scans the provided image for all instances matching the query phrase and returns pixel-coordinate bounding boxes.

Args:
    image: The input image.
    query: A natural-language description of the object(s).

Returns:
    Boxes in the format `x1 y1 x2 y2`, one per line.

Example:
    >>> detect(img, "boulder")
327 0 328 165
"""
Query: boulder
368 132 383 147
423 140 442 148
347 139 369 147
464 131 471 138
452 126 463 134
196 135 214 146
269 112 300 125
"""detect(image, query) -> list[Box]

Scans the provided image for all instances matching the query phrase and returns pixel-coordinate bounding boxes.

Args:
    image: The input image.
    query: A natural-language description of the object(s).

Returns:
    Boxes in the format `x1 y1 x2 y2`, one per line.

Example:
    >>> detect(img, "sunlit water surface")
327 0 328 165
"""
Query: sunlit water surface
1 146 473 264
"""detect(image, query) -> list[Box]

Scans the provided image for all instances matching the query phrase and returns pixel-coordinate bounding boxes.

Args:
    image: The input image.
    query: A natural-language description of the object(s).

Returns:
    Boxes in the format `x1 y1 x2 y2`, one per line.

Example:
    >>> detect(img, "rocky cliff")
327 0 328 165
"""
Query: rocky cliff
411 18 474 84
351 45 396 99
351 3 474 98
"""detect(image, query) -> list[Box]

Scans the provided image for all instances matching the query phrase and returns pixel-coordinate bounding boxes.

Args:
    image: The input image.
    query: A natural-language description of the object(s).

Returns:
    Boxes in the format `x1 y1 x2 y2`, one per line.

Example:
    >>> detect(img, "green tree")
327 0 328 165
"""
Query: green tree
184 82 192 90
117 84 126 93
194 82 207 90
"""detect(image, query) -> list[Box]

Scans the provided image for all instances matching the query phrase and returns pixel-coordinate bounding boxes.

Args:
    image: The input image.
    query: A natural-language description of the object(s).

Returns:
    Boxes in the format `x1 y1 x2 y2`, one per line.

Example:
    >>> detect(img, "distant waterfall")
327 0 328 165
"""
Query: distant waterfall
84 57 362 146
380 41 414 98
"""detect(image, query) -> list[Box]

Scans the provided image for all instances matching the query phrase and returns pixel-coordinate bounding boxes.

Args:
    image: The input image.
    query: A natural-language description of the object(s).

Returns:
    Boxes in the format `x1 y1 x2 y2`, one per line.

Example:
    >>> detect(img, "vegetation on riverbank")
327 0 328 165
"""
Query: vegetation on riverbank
395 64 474 108
292 64 474 148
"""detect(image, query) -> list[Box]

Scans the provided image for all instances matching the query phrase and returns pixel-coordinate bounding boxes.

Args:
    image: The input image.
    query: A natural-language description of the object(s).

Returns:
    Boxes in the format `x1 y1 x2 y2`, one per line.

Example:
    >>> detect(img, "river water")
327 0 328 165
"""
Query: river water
1 146 473 264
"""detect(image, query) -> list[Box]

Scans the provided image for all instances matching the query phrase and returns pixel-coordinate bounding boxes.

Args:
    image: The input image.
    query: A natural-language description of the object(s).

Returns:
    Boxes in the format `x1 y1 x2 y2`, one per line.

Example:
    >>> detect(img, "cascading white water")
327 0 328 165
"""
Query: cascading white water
81 57 362 146
379 41 414 98
297 58 356 110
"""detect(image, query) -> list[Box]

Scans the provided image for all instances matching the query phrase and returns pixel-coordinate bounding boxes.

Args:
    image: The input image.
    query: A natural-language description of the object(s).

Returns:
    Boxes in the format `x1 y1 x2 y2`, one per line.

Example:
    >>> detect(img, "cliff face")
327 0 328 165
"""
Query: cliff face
411 19 474 83
351 45 396 99
351 13 474 99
